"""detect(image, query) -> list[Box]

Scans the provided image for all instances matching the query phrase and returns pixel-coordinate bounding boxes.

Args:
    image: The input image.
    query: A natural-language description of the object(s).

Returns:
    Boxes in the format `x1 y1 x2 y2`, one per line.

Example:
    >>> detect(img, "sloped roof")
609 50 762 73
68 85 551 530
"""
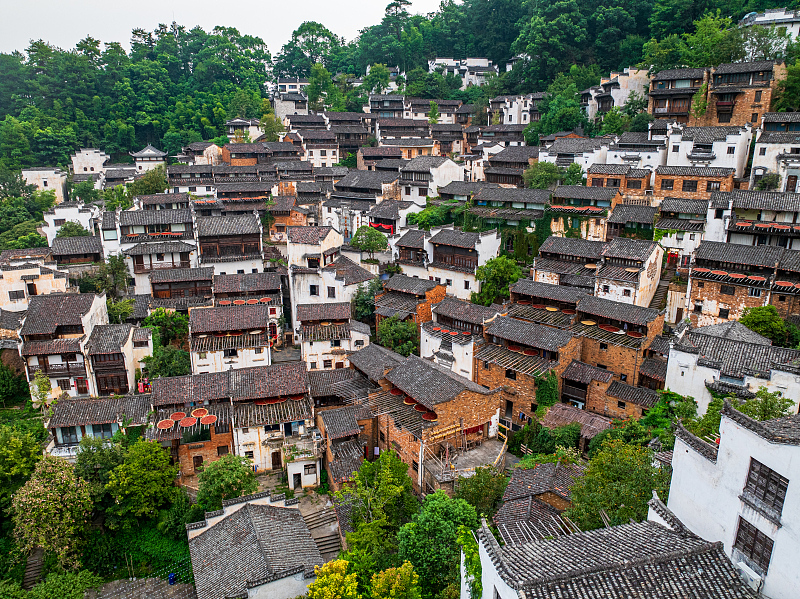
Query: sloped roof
84 324 132 355
21 294 97 335
50 235 103 256
694 240 783 267
538 237 606 259
429 227 480 249
486 316 574 352
577 296 660 326
607 204 657 226
49 394 151 428
213 272 281 295
296 303 351 322
385 354 492 409
383 274 438 295
190 305 271 333
196 215 260 237
432 296 498 325
348 343 405 383
322 255 375 286
287 226 334 244
602 237 658 261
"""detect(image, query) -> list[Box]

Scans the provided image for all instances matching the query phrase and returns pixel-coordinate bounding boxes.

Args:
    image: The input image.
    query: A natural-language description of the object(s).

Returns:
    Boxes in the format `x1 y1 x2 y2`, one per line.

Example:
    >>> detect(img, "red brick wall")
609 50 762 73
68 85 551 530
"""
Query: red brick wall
654 173 734 201
176 425 233 480
688 279 767 326
698 64 786 127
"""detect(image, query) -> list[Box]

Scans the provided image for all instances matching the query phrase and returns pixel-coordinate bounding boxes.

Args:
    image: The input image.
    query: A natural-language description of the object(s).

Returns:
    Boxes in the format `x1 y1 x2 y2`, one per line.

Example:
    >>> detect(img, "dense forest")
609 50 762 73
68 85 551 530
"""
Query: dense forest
0 0 798 170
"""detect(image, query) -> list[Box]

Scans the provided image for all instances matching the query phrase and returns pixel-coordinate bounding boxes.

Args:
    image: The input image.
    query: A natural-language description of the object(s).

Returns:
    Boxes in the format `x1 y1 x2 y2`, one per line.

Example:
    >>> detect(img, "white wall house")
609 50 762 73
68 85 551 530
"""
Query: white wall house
665 322 800 414
428 58 498 89
189 305 273 374
71 148 110 176
666 124 753 178
399 156 465 204
751 131 800 193
0 262 71 312
130 144 167 172
298 302 371 371
539 138 610 173
668 401 800 599
42 201 100 245
606 130 668 177
21 167 68 204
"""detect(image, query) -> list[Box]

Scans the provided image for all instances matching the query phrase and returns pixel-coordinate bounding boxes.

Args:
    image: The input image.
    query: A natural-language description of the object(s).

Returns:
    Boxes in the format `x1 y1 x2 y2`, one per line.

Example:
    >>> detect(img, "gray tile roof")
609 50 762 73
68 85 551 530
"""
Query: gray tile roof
383 273 438 295
429 227 480 249
552 186 620 202
577 295 660 325
49 394 151 428
489 146 541 163
296 302 351 322
511 279 587 304
401 156 449 171
656 166 735 177
638 357 668 382
320 405 363 440
757 131 800 144
213 272 281 295
545 138 606 154
379 138 435 147
606 381 660 407
101 212 116 230
21 294 97 335
652 67 707 80
322 255 375 286
486 316 574 352
51 235 103 256
538 237 606 260
474 186 552 204
308 368 364 398
540 402 612 439
150 267 214 283
561 360 613 384
764 112 800 123
432 296 498 325
679 126 747 142
503 462 585 503
287 226 334 244
368 200 412 220
85 323 132 355
119 208 192 226
692 321 771 345
723 401 800 446
714 60 776 74
726 189 800 212
695 240 783 267
348 343 405 383
135 192 190 205
196 215 260 237
124 241 195 256
602 237 658 261
396 229 428 249
336 170 399 191
606 205 657 225
189 502 323 599
190 305 271 333
659 197 710 215
385 354 492 409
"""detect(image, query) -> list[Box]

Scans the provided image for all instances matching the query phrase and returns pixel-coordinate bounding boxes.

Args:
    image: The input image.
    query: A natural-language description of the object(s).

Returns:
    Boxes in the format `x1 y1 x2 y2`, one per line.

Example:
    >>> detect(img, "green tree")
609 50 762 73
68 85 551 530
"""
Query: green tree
12 456 92 569
0 362 28 409
370 561 421 599
70 180 101 204
398 491 478 599
428 101 440 125
363 64 391 94
601 107 628 135
95 254 130 298
142 307 189 346
352 278 383 324
453 466 508 519
378 315 419 356
0 425 41 526
142 345 191 378
739 305 787 346
639 35 686 73
106 297 134 324
682 11 744 68
105 440 179 529
523 162 564 189
738 388 794 422
690 83 709 125
31 369 53 415
629 112 654 132
566 438 671 531
307 560 360 599
563 162 584 185
471 255 522 306
26 571 103 599
350 225 388 260
274 21 342 78
755 173 781 191
73 435 126 511
196 453 259 511
126 165 167 197
774 60 800 113
157 488 205 541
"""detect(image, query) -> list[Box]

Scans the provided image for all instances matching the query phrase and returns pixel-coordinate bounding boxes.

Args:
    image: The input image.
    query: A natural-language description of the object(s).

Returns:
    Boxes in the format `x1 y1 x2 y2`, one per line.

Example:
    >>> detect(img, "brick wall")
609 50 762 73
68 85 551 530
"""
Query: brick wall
770 289 800 319
582 378 612 411
270 211 308 236
688 278 767 326
416 284 448 325
698 64 786 128
475 362 538 426
580 338 644 384
654 173 734 201
586 176 649 197
587 391 646 420
177 425 233 481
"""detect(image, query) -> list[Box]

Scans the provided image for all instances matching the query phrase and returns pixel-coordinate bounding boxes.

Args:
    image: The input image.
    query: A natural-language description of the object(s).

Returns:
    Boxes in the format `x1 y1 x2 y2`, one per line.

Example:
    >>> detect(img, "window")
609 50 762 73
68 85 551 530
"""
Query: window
591 178 604 187
759 147 767 156
672 145 680 153
464 280 470 290
706 180 721 191
715 208 724 219
745 458 789 514
445 279 452 287
694 302 703 313
405 187 411 195
189 186 196 192
92 423 113 439
600 343 608 350
54 218 66 226
332 339 341 347
61 426 78 444
734 517 774 571
505 369 516 380
321 150 327 157
198 352 207 360
779 295 786 302
697 281 704 288
355 339 364 347
660 179 674 190
217 446 229 456
310 285 319 296
323 359 332 368
412 460 419 472
602 285 610 293
224 348 238 357
623 289 631 297
237 269 244 274
607 178 621 188
751 113 759 123
749 288 762 297
254 347 262 354
309 362 316 369
419 188 428 196
719 307 730 319
245 450 254 460
327 286 336 298
8 290 24 300
43 180 48 187
57 379 70 391
720 285 735 295
620 374 627 382
483 361 489 369
627 180 642 189
755 91 762 102
304 463 317 475
617 401 626 409
682 180 698 192
597 364 607 370
193 455 204 470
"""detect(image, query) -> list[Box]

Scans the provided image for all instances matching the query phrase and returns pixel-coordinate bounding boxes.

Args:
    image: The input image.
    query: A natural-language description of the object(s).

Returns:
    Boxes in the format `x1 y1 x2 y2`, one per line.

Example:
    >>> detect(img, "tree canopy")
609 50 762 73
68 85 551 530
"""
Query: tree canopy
196 453 259 511
378 315 419 356
350 225 389 260
471 255 522 306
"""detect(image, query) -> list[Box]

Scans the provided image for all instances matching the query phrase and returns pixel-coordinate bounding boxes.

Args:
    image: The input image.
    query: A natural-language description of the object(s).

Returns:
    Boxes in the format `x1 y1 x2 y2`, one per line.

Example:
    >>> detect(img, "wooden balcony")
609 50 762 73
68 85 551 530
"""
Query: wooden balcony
133 260 191 274
28 363 87 378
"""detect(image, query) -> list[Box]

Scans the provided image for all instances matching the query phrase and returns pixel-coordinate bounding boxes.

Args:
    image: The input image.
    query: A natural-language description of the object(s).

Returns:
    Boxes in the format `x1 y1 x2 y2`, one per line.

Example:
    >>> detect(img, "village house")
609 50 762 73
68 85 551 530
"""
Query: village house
431 124 465 155
130 144 167 172
19 293 108 398
467 187 550 233
605 204 658 242
493 461 586 545
220 143 273 166
167 165 216 194
548 187 618 242
366 353 504 494
149 363 317 485
647 67 708 123
429 58 498 89
420 297 499 380
655 197 709 269
298 302 370 371
50 236 104 272
103 164 137 189
404 99 462 124
374 274 447 331
476 315 582 427
46 394 151 461
196 214 263 276
540 401 613 453
334 170 400 202
484 146 539 187
379 138 437 159
0 259 71 311
213 272 284 342
369 94 405 119
605 130 668 174
700 61 785 127
266 195 310 241
317 403 376 491
329 124 370 158
376 118 430 141
595 237 663 307
148 267 214 313
686 241 785 326
70 148 109 178
468 496 758 599
667 401 800 599
188 492 323 599
178 141 222 166
583 67 650 121
273 92 309 121
189 304 273 373
654 166 736 204
367 200 418 236
666 125 753 178
399 156 464 204
357 146 404 170
751 128 800 192
295 129 339 168
531 236 607 293
539 138 609 172
712 189 800 250
666 320 800 414
478 124 527 147
225 118 261 141
21 167 68 204
83 323 148 396
587 163 652 196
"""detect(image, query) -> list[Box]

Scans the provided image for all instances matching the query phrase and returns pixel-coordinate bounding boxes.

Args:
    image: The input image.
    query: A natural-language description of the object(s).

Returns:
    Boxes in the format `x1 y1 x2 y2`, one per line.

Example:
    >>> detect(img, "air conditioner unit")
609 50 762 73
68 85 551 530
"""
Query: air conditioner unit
735 561 762 592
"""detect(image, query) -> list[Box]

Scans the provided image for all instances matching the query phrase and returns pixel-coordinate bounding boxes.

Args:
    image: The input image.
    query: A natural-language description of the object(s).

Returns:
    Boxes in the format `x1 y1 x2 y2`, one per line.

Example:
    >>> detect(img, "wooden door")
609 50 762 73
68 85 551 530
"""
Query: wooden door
787 175 798 193
271 450 282 469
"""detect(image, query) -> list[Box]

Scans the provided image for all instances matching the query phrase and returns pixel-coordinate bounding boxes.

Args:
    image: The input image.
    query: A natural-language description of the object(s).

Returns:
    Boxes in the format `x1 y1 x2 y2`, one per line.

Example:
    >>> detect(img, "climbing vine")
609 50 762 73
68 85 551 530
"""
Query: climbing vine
534 371 560 409
457 525 482 599
653 228 678 243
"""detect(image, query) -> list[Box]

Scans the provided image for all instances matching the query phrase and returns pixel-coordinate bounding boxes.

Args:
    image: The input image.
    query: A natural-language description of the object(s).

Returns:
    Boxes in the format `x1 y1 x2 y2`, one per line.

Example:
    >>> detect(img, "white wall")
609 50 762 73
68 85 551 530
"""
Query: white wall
22 169 67 204
666 127 753 178
751 142 800 192
71 149 109 175
191 345 271 374
249 570 314 599
43 203 98 245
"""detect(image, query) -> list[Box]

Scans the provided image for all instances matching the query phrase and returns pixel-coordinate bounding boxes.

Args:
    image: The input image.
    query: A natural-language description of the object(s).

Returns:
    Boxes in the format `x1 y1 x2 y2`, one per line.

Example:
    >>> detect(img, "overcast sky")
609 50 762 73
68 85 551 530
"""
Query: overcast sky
0 0 443 55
